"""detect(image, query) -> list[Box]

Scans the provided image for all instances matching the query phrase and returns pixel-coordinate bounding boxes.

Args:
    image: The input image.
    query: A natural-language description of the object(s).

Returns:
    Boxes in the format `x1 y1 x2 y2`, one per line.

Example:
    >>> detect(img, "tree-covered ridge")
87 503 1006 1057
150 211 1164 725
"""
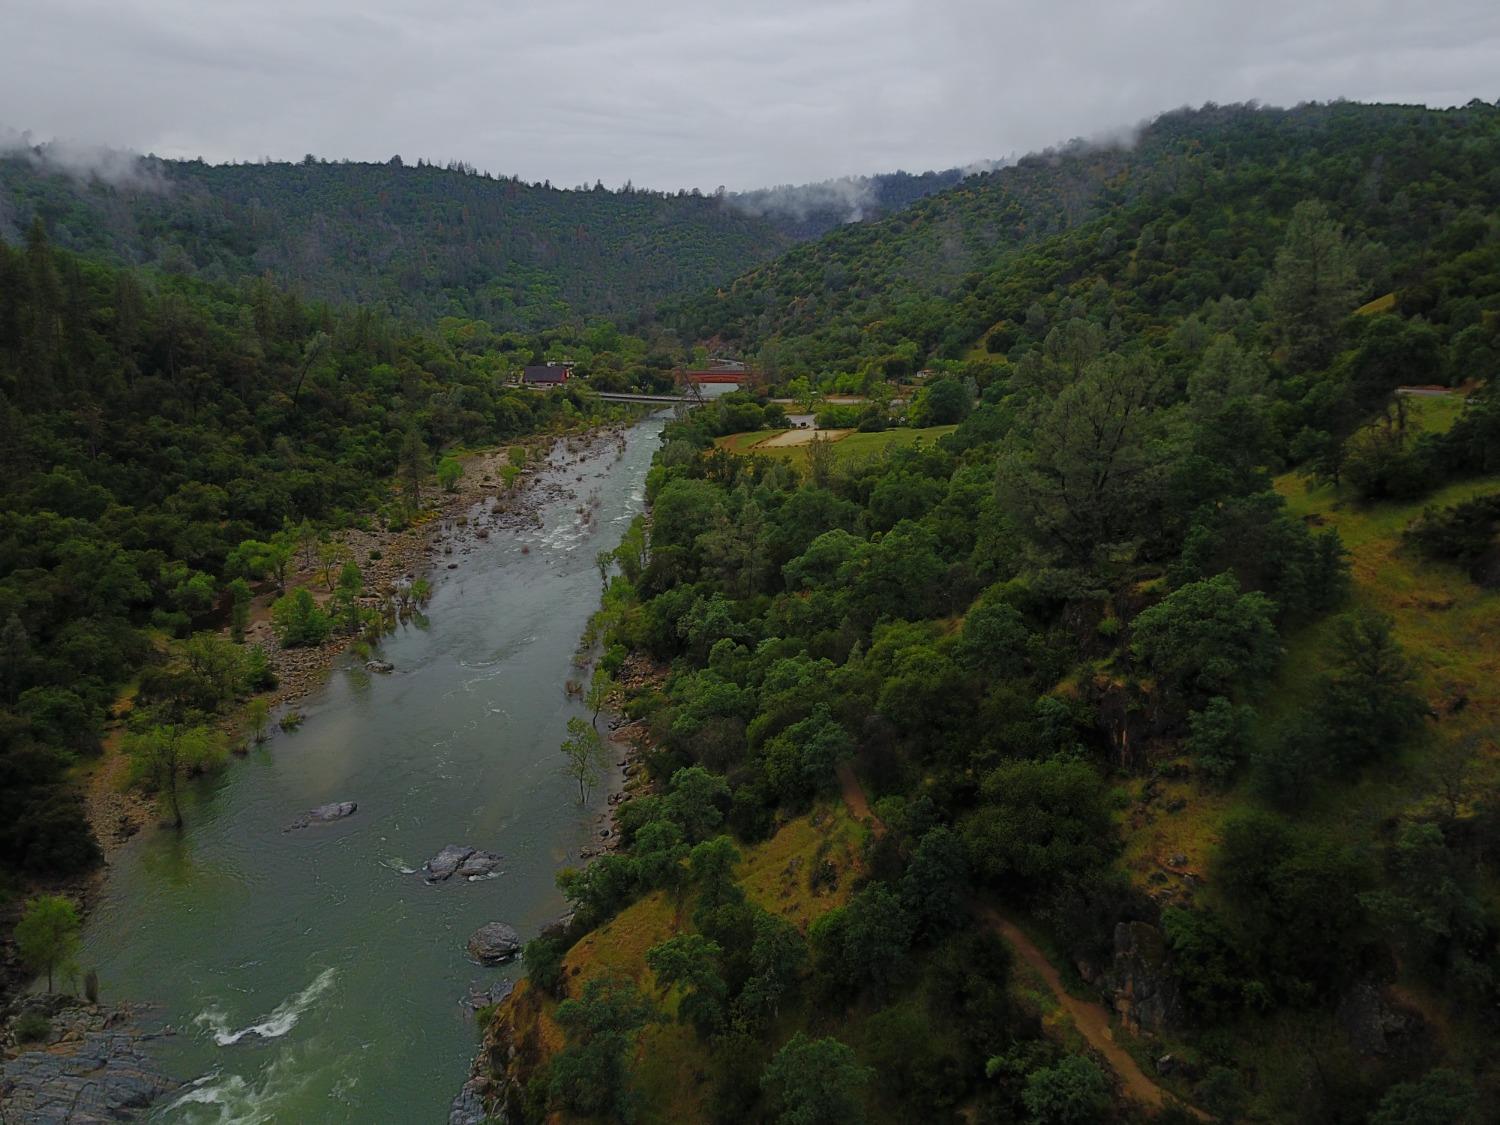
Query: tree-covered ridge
0 155 796 330
519 127 1500 1120
0 223 661 880
669 100 1500 378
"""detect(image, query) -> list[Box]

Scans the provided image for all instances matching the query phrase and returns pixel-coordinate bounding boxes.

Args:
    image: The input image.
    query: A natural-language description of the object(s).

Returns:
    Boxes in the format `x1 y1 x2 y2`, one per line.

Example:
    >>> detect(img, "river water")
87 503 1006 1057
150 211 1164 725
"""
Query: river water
79 413 669 1123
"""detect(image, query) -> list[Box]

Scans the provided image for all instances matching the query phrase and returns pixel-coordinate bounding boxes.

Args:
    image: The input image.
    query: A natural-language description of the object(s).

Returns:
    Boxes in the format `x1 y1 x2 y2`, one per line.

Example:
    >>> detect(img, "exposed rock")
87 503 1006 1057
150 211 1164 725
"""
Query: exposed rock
284 801 357 832
467 923 523 965
1102 920 1182 1036
421 845 504 883
464 978 516 1011
0 997 177 1123
448 1077 490 1125
365 660 395 673
1337 980 1424 1056
456 850 505 881
422 845 475 882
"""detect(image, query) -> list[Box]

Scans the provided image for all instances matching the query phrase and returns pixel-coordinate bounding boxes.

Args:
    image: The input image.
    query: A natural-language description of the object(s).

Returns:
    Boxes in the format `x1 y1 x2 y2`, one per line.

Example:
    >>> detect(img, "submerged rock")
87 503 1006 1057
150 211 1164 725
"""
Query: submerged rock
467 922 523 965
284 801 358 832
421 845 503 883
365 660 395 673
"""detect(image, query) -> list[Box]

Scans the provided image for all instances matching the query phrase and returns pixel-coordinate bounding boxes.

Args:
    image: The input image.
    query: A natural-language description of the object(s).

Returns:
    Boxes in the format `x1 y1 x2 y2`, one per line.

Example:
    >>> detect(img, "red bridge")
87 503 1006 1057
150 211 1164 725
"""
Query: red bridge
682 370 750 384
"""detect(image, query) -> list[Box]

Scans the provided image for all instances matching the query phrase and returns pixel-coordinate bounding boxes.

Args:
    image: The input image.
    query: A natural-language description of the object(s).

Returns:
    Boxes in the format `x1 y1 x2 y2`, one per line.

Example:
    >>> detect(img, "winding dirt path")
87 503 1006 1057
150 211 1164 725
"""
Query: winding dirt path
837 762 1207 1120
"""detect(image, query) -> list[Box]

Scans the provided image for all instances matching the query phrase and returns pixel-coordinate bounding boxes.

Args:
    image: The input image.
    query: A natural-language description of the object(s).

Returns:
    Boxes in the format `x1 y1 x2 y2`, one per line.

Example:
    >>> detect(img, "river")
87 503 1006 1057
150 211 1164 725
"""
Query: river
78 412 670 1123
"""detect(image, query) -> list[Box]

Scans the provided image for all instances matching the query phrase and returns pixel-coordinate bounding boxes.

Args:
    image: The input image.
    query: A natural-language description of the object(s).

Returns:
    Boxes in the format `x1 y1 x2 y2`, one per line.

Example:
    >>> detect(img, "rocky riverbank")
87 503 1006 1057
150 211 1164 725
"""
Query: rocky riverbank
450 652 668 1121
79 423 638 858
0 993 178 1123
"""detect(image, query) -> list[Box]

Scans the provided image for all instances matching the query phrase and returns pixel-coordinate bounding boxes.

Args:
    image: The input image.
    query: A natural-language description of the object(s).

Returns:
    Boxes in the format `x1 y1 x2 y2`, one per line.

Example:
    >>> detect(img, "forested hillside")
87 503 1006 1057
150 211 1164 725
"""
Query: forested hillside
0 154 794 330
0 222 672 885
670 100 1500 380
496 100 1500 1125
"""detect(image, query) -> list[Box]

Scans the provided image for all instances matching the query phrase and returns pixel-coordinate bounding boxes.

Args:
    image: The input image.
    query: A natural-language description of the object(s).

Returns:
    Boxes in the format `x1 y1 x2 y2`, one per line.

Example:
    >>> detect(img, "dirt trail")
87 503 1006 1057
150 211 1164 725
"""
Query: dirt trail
837 762 1207 1120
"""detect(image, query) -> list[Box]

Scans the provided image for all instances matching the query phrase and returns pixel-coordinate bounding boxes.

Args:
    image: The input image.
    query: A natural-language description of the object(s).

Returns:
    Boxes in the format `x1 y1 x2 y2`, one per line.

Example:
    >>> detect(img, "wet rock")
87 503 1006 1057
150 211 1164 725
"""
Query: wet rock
421 845 504 883
366 660 395 673
455 850 505 880
284 801 358 831
467 922 523 965
464 978 516 1011
422 845 475 882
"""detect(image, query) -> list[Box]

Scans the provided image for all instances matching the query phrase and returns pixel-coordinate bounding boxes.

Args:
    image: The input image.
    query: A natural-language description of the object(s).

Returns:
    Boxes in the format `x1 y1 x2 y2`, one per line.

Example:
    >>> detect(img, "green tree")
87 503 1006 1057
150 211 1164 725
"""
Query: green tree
549 976 652 1121
913 375 971 425
124 722 227 829
398 426 429 510
762 704 852 805
271 588 332 647
1021 1054 1111 1125
1319 609 1426 766
437 455 463 493
1264 199 1362 372
585 666 615 728
961 757 1115 898
1131 574 1279 707
646 933 728 1038
227 578 253 643
229 533 295 593
760 1032 871 1125
1369 1068 1479 1125
14 894 81 993
246 698 271 744
560 715 607 803
1000 352 1167 571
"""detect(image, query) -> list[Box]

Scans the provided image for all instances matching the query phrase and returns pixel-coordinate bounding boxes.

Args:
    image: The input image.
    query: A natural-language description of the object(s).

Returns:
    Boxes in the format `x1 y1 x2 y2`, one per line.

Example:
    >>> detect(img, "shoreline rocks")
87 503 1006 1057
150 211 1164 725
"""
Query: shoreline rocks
466 923 523 965
0 995 178 1123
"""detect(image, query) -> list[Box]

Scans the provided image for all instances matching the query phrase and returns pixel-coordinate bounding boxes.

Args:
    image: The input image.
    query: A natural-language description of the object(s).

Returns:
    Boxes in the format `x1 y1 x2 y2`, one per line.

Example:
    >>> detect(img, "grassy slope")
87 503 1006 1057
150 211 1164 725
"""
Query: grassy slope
524 801 867 1123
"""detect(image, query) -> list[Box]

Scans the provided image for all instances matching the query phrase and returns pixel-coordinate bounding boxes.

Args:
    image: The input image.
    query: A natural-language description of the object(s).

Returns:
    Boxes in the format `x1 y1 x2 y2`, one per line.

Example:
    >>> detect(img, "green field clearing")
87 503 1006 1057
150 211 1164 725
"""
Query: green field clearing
714 424 958 465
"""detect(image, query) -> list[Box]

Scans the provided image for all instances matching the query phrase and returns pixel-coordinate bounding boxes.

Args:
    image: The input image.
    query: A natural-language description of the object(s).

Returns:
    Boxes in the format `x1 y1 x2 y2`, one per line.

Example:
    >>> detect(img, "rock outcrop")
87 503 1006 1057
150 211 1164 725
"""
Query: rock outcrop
1102 920 1182 1036
0 996 177 1123
421 845 504 883
467 923 523 965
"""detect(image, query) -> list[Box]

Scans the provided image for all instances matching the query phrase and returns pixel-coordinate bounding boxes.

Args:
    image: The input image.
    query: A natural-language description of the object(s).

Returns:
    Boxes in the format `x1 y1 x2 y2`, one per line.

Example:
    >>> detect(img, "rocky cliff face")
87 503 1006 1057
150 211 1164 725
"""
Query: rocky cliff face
1101 920 1183 1036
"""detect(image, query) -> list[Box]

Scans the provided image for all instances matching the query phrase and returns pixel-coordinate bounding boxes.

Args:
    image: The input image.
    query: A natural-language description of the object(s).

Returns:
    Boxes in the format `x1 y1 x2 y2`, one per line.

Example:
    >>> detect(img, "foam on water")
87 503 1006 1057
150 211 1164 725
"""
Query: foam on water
195 968 337 1047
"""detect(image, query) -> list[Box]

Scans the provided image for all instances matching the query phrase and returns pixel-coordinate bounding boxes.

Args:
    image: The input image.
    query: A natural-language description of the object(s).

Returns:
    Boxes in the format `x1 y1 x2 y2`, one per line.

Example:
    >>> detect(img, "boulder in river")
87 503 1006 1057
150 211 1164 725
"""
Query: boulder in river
284 801 358 832
421 845 503 883
467 922 522 965
366 660 395 673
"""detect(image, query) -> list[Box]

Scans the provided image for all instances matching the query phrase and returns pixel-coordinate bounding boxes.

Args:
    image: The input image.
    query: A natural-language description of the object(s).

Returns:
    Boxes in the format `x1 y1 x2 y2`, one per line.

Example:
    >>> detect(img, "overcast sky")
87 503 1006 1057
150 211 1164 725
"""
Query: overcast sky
4 0 1498 190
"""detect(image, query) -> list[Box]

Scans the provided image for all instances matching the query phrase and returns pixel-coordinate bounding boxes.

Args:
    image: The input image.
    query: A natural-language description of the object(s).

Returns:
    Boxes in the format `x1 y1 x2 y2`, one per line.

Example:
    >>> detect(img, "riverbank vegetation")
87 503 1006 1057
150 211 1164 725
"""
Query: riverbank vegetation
0 225 675 896
506 100 1500 1124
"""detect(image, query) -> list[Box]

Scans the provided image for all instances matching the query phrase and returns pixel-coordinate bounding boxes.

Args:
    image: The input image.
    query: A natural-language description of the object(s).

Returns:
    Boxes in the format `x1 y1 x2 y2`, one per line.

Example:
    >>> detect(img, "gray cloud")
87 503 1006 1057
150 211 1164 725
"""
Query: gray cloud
1 0 1496 190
